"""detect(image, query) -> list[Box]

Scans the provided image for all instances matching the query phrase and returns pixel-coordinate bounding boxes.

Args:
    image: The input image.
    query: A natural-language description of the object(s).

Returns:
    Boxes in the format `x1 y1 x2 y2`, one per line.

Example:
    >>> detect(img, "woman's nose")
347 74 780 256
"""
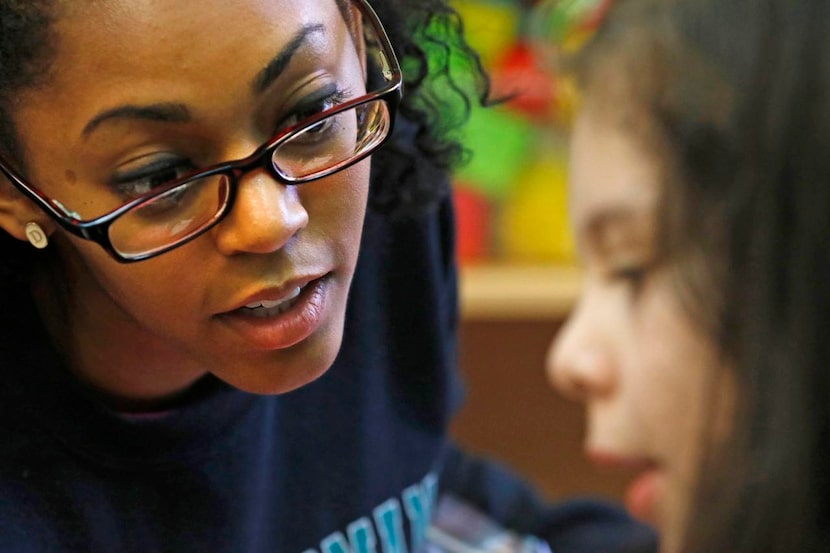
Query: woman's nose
546 293 616 402
213 169 309 256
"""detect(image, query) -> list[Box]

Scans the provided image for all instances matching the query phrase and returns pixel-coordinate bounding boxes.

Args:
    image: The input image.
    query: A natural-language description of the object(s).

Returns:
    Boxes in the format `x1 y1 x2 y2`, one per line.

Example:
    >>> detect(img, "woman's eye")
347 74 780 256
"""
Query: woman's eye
281 87 351 131
111 158 196 199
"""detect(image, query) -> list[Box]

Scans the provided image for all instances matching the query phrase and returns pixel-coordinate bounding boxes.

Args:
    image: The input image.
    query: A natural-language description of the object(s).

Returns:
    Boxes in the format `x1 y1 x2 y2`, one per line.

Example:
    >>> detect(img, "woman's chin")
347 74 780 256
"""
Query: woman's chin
211 328 344 396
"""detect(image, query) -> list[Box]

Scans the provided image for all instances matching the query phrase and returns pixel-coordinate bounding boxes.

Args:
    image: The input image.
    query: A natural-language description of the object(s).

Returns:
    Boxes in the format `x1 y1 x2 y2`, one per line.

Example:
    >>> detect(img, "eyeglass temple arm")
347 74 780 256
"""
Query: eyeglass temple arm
0 159 112 243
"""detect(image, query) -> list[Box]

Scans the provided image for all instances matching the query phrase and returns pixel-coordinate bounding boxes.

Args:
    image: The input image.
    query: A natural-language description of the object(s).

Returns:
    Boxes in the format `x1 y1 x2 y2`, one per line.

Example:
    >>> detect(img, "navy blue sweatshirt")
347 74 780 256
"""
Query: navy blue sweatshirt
0 121 655 553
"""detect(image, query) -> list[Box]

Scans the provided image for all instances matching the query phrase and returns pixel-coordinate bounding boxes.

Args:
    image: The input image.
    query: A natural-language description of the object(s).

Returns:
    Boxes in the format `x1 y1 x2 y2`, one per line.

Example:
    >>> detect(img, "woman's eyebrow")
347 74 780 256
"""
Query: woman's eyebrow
82 103 191 138
80 23 326 139
252 23 326 95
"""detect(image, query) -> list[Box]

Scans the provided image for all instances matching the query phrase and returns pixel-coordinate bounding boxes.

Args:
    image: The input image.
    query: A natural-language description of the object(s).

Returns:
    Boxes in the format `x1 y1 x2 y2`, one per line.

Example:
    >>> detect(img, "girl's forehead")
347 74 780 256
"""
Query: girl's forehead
570 107 659 211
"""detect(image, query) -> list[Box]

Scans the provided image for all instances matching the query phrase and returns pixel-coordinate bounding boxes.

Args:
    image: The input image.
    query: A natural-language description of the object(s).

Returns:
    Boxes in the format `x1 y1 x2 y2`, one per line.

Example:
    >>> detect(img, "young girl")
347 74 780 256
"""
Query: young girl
0 1 652 552
549 0 830 551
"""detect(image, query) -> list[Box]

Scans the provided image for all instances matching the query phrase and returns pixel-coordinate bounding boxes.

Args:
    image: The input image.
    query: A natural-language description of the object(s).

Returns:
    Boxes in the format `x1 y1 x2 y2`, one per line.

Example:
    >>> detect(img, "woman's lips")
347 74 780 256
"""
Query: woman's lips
242 286 303 317
217 275 330 350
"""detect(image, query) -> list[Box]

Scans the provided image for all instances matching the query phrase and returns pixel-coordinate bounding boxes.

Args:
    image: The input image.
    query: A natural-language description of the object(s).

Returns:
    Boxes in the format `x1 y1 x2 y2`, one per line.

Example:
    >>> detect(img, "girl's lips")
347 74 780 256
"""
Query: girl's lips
625 467 664 526
586 450 658 471
217 275 330 350
585 450 663 526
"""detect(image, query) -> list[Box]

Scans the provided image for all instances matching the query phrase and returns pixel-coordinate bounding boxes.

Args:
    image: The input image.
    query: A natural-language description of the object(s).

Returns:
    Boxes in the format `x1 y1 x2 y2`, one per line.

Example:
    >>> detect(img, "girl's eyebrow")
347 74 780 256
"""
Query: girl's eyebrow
582 205 651 256
584 206 637 237
80 23 326 139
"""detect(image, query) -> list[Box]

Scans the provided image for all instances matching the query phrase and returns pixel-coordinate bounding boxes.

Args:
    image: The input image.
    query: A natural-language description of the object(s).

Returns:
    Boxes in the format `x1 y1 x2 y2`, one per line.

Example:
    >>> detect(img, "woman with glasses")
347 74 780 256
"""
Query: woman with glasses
0 1 652 552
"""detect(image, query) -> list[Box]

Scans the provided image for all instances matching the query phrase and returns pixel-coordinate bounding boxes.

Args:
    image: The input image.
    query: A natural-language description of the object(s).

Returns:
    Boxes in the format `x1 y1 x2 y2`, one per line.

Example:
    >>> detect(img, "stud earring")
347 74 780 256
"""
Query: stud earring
24 221 49 249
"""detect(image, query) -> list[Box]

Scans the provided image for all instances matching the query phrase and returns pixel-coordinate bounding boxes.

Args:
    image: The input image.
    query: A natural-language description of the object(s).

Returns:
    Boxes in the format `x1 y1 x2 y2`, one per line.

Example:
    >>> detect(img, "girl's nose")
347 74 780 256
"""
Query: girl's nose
213 169 309 256
546 293 617 402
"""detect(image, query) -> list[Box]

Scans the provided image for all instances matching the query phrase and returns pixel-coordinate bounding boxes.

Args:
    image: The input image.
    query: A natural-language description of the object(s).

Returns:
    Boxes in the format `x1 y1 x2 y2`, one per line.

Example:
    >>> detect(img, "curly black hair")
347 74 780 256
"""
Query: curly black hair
0 0 489 286
369 0 490 213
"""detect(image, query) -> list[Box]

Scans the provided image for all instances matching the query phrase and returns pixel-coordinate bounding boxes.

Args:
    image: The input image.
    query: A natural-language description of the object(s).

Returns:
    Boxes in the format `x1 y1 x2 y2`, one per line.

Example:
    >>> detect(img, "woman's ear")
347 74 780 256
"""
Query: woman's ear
0 180 54 244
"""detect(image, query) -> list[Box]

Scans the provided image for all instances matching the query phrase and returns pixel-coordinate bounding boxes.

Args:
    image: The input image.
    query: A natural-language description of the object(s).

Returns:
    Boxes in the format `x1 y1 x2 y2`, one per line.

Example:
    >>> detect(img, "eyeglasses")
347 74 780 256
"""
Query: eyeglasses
0 0 402 262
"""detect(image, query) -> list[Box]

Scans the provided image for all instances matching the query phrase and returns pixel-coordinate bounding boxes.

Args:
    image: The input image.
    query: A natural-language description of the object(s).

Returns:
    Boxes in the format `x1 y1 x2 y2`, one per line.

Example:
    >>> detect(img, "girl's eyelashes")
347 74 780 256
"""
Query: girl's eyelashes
609 261 652 298
612 264 646 284
110 156 197 199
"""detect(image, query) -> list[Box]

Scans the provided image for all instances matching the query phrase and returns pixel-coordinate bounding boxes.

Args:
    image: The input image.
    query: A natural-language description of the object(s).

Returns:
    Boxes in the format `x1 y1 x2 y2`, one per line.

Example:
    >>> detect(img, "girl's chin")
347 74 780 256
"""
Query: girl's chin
625 468 693 553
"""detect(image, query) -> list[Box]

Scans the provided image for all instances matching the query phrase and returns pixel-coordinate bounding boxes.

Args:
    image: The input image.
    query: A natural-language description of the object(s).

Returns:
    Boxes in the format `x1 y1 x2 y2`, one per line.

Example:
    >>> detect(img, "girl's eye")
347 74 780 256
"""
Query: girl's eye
610 264 650 298
110 157 196 200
